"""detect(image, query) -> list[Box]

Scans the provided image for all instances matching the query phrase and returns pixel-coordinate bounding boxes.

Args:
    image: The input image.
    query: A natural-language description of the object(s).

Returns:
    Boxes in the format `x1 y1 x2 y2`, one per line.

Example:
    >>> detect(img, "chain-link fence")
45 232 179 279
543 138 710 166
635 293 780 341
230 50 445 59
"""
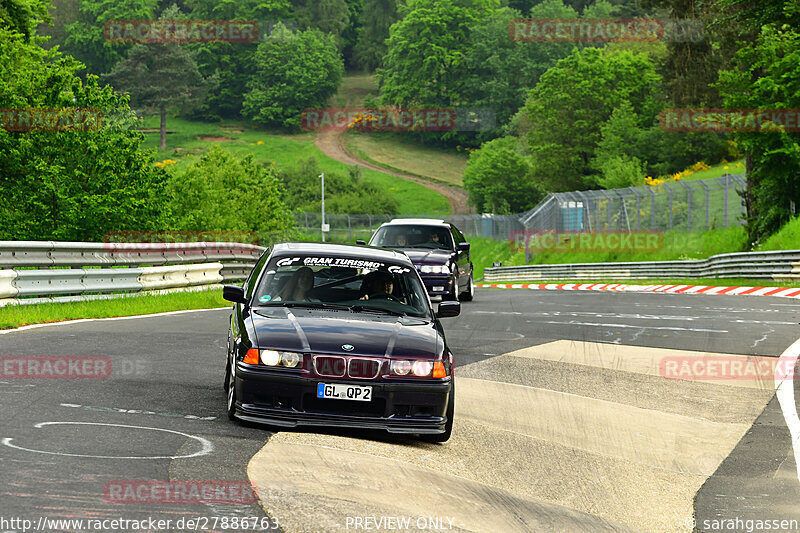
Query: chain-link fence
518 174 747 233
292 213 524 242
291 174 747 244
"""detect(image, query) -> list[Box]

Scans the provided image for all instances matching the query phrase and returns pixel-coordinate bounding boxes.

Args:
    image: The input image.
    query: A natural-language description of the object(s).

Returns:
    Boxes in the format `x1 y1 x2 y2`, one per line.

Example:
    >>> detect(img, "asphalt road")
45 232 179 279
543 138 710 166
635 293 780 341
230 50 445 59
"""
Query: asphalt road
1 290 799 532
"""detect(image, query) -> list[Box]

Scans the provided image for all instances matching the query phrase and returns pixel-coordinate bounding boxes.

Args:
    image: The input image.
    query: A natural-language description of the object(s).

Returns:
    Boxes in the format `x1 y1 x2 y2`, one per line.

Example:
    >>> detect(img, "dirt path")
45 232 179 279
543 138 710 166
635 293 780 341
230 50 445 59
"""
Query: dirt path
314 129 473 215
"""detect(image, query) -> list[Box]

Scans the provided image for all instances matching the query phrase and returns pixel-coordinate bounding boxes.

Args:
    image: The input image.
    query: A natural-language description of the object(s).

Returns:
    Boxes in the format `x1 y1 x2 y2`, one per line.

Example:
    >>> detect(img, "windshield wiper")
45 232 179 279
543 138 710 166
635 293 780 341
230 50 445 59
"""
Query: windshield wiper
259 302 352 311
349 305 408 317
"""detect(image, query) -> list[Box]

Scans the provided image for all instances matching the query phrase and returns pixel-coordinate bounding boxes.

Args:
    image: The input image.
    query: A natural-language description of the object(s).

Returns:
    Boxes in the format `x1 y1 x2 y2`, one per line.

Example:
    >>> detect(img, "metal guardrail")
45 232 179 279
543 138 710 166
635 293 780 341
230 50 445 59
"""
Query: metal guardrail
484 250 800 282
0 241 265 305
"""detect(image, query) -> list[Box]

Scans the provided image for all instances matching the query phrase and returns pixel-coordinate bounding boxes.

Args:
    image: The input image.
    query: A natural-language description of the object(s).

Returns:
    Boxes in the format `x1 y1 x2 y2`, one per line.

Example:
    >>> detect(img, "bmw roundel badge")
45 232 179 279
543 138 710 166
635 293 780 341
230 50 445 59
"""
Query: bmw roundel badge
342 344 355 352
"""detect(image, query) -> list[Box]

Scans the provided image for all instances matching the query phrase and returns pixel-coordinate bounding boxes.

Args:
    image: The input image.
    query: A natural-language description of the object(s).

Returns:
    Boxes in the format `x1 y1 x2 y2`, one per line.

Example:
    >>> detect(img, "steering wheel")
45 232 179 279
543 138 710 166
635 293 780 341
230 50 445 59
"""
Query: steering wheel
369 293 400 302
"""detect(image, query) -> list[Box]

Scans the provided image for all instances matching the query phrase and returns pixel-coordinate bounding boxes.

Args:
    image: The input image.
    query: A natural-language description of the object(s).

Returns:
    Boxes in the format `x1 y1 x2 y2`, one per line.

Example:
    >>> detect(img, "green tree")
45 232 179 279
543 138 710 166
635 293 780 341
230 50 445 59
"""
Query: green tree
378 0 498 108
462 137 543 213
292 0 350 39
463 1 578 143
717 24 800 244
167 145 293 233
1 0 50 39
185 0 291 119
523 47 662 191
63 0 159 75
242 24 343 130
0 27 169 241
105 7 211 150
353 0 397 71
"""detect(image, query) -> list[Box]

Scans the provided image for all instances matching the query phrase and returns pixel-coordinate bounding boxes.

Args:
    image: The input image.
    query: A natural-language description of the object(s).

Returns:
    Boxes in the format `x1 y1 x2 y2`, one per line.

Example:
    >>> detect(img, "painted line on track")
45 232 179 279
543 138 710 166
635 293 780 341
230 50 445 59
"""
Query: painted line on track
478 283 800 301
775 338 800 485
1 421 214 460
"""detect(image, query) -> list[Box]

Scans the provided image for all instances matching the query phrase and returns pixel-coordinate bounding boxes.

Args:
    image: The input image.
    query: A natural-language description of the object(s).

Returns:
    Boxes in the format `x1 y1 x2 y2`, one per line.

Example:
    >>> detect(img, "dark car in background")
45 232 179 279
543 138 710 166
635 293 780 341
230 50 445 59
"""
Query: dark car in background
222 242 459 442
361 218 474 302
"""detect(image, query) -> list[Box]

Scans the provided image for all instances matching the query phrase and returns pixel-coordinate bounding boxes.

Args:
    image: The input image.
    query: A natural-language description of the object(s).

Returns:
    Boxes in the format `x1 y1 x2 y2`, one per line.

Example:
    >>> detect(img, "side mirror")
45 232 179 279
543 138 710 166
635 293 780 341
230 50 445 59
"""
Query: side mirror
223 285 247 304
356 240 366 245
436 301 461 318
458 242 470 252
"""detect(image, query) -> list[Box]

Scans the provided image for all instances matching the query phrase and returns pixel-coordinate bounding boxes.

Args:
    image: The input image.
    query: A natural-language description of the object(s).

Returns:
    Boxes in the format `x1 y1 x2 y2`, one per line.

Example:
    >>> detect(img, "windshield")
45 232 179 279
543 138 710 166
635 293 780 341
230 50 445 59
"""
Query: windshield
253 255 431 318
371 225 453 250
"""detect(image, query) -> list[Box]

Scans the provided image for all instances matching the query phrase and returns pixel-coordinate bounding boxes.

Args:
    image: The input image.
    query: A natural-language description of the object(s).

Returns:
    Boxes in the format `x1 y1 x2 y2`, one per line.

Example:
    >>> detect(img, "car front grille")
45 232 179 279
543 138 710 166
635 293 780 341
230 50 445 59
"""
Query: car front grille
313 355 382 379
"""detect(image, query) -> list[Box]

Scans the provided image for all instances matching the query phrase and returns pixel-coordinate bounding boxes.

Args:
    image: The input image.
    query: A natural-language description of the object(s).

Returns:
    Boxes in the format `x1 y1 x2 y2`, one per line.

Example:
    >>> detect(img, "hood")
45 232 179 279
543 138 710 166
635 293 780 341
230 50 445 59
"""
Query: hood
399 248 453 265
248 308 441 359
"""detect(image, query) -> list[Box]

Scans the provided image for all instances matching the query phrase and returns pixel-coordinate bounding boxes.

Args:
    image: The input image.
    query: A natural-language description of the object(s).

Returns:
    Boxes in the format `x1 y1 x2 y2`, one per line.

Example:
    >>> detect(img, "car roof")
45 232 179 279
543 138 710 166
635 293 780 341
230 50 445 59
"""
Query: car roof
380 218 448 227
271 242 413 266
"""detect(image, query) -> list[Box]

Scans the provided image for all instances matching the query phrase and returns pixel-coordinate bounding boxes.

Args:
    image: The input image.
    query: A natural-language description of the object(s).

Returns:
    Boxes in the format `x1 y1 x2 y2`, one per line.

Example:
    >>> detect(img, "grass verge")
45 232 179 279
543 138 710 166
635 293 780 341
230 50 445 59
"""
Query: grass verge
0 288 228 330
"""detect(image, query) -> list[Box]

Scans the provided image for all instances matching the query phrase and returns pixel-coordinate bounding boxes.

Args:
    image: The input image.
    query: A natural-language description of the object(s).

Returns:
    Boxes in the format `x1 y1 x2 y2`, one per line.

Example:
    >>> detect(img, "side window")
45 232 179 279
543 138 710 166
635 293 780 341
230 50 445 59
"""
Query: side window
450 227 460 250
244 249 270 299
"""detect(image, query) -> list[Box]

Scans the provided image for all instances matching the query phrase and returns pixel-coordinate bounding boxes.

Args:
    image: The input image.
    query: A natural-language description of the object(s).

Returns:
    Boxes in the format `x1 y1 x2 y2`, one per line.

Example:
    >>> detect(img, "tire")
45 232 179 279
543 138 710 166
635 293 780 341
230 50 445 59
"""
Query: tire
226 358 239 422
443 277 458 301
458 274 474 302
421 381 454 443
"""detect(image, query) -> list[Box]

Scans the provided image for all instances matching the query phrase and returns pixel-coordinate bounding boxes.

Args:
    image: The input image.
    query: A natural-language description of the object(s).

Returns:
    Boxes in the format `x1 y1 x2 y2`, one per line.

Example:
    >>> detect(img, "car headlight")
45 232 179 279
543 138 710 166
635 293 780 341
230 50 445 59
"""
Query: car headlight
280 351 302 368
419 264 449 274
412 361 433 377
260 350 281 366
390 360 412 375
259 350 302 368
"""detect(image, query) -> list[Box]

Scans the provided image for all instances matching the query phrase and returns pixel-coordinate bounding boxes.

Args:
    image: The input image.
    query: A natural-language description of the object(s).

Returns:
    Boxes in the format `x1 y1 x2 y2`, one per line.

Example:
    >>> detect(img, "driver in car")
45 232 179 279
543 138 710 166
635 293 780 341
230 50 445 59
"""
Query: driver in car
359 271 394 300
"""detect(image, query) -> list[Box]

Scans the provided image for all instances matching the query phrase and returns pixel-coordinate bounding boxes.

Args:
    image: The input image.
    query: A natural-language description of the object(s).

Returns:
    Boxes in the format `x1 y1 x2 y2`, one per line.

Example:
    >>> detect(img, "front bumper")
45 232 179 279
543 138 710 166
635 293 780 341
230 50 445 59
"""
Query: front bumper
232 364 452 434
419 274 455 297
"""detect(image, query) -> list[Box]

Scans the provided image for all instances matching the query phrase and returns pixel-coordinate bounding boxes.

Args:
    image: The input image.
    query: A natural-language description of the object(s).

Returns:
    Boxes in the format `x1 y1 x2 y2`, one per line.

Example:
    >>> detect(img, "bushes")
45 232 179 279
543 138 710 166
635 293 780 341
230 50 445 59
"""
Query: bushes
167 145 293 234
462 137 544 214
278 158 399 214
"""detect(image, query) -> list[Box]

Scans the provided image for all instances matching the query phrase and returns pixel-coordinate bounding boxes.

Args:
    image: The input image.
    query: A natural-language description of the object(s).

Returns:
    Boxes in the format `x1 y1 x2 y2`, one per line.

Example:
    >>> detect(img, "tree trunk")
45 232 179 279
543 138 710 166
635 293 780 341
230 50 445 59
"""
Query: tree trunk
160 106 167 150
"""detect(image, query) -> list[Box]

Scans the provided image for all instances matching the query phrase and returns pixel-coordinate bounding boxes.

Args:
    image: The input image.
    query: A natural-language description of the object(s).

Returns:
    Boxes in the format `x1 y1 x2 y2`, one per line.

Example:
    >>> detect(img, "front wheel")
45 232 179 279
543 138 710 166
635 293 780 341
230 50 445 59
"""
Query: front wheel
459 274 474 302
421 381 454 443
226 359 239 422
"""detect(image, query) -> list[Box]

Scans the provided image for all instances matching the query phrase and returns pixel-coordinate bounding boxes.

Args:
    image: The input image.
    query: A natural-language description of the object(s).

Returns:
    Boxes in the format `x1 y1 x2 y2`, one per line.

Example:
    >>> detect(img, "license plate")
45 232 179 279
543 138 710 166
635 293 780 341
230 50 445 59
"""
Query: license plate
316 383 372 402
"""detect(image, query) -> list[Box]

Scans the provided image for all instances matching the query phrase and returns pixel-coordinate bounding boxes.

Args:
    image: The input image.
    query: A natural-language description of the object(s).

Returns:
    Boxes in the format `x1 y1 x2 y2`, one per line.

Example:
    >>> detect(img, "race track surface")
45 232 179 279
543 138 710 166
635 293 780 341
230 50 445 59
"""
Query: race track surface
1 290 799 532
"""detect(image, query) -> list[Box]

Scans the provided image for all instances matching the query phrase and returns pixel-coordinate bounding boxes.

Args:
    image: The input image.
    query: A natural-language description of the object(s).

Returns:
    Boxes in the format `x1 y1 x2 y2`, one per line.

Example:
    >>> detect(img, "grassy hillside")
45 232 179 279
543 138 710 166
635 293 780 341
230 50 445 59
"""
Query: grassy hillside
140 117 450 215
758 216 800 251
345 133 468 186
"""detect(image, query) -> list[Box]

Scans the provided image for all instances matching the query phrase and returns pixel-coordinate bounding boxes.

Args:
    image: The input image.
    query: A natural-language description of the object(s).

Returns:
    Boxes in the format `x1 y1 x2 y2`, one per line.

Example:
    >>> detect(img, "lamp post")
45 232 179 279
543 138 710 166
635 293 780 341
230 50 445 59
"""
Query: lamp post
320 173 326 242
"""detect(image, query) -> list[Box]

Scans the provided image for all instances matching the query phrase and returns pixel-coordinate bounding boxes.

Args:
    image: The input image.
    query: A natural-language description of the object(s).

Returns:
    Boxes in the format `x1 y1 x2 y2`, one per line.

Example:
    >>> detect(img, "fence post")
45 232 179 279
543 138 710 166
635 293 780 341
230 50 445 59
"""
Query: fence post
628 187 641 230
699 180 710 229
723 174 729 228
679 181 691 230
663 182 674 229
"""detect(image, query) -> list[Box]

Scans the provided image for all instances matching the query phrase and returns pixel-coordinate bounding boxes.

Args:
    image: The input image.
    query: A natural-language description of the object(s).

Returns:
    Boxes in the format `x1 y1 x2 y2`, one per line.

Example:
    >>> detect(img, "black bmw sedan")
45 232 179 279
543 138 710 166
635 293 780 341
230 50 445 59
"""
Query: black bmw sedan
363 218 474 302
222 242 460 442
